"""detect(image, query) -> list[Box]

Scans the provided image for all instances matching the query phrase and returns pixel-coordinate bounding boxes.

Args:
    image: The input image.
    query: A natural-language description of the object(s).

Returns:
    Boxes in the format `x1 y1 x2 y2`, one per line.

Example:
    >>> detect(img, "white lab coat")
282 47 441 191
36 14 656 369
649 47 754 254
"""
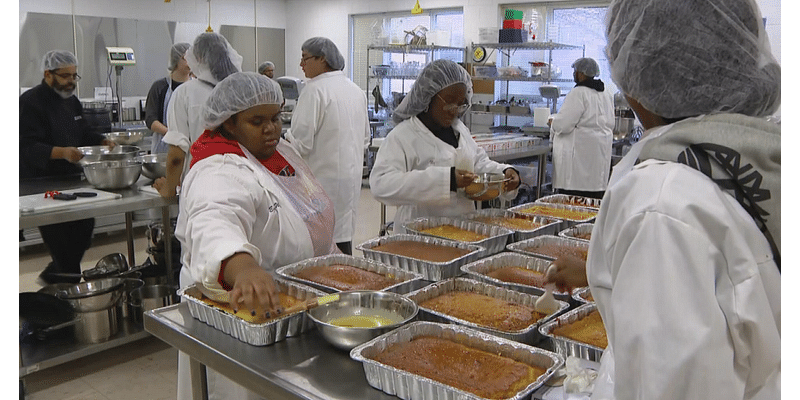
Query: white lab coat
162 79 215 180
175 141 336 400
549 86 614 191
370 116 517 233
587 121 780 399
285 70 370 243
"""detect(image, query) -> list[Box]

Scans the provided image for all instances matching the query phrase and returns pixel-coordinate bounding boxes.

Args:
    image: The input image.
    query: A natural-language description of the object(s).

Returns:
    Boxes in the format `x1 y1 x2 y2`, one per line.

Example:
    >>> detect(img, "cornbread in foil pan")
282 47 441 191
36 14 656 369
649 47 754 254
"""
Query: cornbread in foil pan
275 254 426 295
463 208 562 242
509 202 596 228
405 277 568 345
539 303 606 362
403 216 512 257
178 278 325 346
535 194 602 210
350 321 564 400
357 234 484 281
460 252 572 301
506 235 590 264
572 287 593 304
559 223 594 242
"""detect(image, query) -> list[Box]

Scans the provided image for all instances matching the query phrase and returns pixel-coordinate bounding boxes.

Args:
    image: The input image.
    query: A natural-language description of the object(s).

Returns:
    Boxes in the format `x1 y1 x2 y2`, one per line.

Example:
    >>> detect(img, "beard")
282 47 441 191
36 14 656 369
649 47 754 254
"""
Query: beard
51 81 76 99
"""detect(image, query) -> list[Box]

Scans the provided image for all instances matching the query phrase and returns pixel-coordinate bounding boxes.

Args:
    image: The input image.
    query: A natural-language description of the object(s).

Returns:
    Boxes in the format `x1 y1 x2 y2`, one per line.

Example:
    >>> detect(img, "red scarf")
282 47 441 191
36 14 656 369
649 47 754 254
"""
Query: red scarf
190 130 294 175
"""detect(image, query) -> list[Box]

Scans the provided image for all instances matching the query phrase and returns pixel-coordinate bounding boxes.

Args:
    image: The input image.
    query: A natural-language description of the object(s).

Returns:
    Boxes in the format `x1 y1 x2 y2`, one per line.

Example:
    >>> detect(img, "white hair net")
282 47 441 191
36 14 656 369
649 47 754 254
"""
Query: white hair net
168 42 190 71
606 0 780 118
41 50 77 72
301 37 345 71
258 61 275 75
392 59 473 124
185 32 243 85
202 72 284 130
571 57 600 77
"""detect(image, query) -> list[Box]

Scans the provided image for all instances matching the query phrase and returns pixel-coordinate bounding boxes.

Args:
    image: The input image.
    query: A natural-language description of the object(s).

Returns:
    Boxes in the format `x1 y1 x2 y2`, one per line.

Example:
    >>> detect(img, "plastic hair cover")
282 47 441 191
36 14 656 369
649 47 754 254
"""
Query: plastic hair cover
185 32 243 85
301 37 345 71
202 71 284 130
392 59 473 124
41 50 78 71
168 42 191 72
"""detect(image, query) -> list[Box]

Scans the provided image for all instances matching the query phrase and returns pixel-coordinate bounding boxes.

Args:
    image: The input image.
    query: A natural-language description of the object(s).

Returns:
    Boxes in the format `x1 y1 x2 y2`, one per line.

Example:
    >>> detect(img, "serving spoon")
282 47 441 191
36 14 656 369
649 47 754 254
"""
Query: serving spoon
535 263 560 315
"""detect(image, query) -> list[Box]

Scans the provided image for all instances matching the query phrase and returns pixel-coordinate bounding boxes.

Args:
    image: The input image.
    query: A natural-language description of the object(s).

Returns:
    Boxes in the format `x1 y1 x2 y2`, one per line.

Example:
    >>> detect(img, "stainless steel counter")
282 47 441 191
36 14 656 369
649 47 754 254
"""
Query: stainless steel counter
145 303 400 400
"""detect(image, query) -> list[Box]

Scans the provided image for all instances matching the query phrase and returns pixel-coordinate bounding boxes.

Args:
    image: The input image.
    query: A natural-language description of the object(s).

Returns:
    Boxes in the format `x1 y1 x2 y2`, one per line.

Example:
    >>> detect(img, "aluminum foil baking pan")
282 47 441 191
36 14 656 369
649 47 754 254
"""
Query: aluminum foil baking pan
275 254 426 295
463 208 562 242
509 202 597 228
571 287 593 304
356 234 484 281
405 277 568 345
535 194 602 210
350 321 565 400
538 303 605 362
403 216 512 257
178 278 325 346
506 235 590 263
460 252 572 301
558 223 594 243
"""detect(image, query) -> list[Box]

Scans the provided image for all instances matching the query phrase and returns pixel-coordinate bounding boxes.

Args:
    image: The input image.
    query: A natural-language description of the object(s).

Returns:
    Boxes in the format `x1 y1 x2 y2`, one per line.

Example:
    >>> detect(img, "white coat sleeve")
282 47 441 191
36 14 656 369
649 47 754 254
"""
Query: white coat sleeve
593 210 766 400
285 89 320 157
550 90 584 137
162 88 191 152
180 162 264 292
369 133 452 207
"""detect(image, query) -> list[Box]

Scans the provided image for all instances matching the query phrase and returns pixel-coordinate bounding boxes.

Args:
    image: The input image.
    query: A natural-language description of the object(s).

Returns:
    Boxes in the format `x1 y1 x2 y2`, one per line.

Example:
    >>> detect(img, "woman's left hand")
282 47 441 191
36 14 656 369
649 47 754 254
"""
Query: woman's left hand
504 168 521 191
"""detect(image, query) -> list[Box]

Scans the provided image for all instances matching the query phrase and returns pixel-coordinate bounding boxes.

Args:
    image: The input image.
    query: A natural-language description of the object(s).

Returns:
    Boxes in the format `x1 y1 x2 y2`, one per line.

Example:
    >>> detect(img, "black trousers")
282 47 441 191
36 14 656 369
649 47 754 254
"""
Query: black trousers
336 241 352 255
38 218 95 275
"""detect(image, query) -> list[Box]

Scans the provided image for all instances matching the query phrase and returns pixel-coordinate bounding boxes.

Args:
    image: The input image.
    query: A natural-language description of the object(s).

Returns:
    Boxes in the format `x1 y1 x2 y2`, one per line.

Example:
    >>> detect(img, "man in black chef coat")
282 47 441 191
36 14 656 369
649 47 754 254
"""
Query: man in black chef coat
20 50 115 284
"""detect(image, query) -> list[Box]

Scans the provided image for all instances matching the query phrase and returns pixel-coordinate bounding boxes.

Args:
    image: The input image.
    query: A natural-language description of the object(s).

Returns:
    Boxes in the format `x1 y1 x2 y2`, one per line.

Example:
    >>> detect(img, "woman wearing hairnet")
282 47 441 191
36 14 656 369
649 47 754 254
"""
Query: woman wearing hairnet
174 72 339 399
369 59 521 233
547 0 780 398
153 32 242 198
548 57 614 199
144 42 190 154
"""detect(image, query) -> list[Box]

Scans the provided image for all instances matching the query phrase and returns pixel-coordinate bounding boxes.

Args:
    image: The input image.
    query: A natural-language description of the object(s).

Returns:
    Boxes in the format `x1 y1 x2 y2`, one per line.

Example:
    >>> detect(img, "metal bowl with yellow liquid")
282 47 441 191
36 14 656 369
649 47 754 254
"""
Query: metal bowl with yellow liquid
307 290 418 351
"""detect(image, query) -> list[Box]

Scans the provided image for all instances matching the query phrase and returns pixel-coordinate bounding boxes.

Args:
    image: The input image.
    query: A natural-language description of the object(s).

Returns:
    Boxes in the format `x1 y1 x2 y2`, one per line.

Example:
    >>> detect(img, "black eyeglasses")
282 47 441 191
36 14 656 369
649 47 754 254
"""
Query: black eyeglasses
51 71 81 81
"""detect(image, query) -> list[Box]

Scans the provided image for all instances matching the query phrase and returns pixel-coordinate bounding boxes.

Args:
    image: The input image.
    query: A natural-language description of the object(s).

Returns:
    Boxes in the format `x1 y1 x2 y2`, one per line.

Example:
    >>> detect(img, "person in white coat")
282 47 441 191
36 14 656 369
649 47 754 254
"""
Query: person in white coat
549 57 614 199
174 72 339 400
153 32 242 198
546 0 781 399
370 59 521 233
284 37 369 255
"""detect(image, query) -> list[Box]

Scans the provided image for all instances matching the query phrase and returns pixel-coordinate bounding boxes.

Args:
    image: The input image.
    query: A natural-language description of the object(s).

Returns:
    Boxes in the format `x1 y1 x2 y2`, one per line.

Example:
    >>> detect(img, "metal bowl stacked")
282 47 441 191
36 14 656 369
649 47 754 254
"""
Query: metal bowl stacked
307 290 419 351
135 153 167 180
104 131 145 145
78 145 142 166
83 159 142 189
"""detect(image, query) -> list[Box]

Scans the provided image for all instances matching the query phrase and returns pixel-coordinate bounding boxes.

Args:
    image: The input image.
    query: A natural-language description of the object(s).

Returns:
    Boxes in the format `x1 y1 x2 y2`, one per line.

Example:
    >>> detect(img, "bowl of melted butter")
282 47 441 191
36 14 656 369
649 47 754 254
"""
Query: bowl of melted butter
307 290 418 351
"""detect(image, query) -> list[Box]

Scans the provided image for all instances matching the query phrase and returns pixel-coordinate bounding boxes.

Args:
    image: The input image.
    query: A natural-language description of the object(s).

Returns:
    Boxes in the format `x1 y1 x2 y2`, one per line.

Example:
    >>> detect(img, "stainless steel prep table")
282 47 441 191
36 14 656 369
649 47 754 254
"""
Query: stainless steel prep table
145 303 400 400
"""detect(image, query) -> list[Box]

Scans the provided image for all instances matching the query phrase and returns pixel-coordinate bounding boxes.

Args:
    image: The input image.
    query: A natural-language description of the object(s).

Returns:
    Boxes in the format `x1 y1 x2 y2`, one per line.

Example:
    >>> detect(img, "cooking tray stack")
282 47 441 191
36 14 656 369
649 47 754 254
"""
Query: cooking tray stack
357 234 484 281
535 194 602 210
509 202 597 229
463 208 562 242
403 216 512 257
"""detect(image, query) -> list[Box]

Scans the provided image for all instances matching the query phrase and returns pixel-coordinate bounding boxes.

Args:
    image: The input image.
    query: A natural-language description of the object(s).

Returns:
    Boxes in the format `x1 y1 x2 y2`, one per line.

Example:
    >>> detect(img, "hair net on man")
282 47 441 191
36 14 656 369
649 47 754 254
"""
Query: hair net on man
301 37 345 71
202 71 284 130
185 32 243 85
606 0 780 118
41 50 78 72
572 57 600 77
392 59 473 124
168 42 190 71
258 61 275 75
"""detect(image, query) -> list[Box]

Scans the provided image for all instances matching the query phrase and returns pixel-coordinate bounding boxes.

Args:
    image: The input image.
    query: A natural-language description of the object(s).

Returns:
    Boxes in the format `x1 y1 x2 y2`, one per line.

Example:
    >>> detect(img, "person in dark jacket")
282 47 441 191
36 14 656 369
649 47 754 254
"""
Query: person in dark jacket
144 42 191 153
19 50 115 284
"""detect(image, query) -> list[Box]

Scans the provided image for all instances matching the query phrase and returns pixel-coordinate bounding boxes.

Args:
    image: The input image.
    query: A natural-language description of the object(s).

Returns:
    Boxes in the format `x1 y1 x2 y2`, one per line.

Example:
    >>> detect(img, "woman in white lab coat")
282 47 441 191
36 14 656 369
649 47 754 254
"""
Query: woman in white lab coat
547 0 781 399
549 57 614 199
174 72 338 400
369 59 521 233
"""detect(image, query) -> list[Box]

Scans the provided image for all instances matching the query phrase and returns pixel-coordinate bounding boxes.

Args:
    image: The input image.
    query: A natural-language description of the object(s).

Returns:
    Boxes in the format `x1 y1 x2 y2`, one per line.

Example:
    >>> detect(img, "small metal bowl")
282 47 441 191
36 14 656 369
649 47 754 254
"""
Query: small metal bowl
465 172 509 201
135 153 167 180
78 145 142 166
83 159 142 189
307 290 418 351
104 131 145 145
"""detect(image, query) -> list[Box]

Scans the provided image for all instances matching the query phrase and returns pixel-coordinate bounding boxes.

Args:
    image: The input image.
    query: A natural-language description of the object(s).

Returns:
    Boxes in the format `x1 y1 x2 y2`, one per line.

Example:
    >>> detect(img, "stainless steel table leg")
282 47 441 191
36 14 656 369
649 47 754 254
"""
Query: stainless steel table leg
189 358 209 400
125 212 135 268
162 206 173 287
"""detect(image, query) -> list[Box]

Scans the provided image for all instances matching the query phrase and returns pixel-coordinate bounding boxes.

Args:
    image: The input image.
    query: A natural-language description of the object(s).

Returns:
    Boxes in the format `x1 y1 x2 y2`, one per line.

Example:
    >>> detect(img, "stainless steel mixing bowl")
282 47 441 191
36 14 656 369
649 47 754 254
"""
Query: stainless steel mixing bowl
135 153 167 180
104 131 145 145
83 159 142 189
307 290 418 351
78 145 142 166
